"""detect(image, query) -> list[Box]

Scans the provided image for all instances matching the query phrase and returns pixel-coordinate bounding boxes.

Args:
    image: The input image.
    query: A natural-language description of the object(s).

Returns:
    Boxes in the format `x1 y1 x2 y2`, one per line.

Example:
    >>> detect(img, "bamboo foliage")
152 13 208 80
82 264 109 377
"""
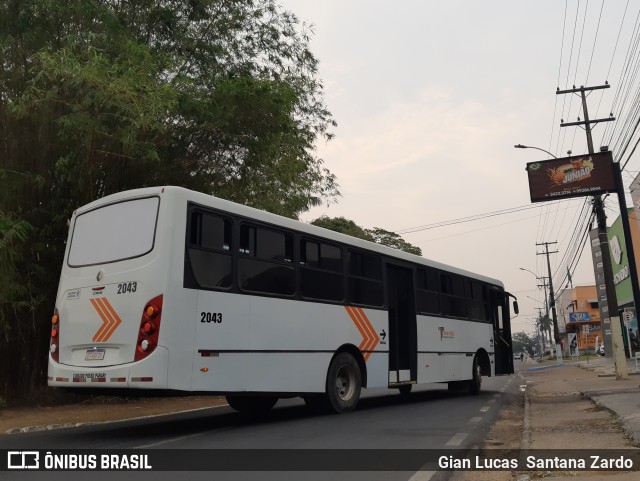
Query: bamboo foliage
0 0 337 403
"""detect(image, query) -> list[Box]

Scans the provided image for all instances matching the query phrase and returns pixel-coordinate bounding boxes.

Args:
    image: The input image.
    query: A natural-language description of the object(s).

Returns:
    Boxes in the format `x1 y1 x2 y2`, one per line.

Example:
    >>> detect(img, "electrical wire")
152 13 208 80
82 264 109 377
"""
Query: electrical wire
394 202 564 235
584 0 605 85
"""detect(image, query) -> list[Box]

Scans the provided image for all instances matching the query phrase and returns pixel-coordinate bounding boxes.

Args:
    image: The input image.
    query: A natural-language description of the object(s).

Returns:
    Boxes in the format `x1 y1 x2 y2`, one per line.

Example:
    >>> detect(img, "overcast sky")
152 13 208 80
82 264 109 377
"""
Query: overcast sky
279 0 640 334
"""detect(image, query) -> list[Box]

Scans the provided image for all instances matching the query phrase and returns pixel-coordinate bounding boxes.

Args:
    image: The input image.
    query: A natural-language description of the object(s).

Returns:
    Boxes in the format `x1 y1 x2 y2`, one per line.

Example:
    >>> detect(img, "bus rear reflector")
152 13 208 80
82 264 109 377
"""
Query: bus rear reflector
50 308 60 362
135 295 163 362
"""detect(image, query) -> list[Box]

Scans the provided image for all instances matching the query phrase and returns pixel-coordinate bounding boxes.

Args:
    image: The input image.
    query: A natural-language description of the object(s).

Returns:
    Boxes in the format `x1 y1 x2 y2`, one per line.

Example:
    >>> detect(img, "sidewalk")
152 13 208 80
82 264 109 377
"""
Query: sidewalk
518 356 640 480
524 356 640 447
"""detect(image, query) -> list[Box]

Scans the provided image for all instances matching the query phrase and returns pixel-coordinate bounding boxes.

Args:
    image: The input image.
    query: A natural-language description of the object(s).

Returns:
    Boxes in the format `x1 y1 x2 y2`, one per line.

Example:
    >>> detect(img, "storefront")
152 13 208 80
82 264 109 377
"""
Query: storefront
565 286 601 354
607 209 640 357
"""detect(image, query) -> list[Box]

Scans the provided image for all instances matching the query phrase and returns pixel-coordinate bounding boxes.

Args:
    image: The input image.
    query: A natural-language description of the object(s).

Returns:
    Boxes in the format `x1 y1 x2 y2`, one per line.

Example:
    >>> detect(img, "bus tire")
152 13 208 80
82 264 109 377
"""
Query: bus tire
468 355 482 395
326 352 362 413
226 395 278 414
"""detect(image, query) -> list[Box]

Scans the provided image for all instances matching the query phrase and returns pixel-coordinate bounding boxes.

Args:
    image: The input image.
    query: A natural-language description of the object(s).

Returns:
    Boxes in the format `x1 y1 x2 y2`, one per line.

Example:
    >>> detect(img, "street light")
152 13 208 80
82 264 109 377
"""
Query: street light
519 266 563 363
519 267 560 361
520 267 549 314
514 144 558 159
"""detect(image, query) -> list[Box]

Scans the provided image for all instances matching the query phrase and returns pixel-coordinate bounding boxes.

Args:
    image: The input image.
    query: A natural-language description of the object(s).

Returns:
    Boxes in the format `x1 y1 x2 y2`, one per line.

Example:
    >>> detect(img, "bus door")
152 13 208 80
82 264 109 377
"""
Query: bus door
492 289 514 375
386 264 417 384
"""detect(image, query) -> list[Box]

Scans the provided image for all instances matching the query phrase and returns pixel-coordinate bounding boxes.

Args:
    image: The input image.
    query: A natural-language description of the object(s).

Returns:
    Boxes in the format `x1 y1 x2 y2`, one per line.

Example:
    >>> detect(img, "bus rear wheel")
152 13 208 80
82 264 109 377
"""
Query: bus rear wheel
326 352 362 414
468 355 482 395
226 395 278 414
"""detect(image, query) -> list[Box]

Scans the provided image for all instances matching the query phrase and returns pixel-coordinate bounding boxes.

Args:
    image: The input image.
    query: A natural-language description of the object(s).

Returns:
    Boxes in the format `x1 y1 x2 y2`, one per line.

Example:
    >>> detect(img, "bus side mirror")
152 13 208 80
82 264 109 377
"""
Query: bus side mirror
513 301 519 315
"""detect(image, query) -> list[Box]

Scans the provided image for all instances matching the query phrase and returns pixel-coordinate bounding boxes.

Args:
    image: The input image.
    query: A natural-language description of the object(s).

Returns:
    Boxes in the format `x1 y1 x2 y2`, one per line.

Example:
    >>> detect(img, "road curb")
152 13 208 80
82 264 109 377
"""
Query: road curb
4 403 228 435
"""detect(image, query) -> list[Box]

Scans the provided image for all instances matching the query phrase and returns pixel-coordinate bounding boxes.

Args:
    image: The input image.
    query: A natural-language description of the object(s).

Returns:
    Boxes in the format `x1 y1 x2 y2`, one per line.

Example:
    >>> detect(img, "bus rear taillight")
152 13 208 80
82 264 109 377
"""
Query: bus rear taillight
50 309 60 362
135 295 163 362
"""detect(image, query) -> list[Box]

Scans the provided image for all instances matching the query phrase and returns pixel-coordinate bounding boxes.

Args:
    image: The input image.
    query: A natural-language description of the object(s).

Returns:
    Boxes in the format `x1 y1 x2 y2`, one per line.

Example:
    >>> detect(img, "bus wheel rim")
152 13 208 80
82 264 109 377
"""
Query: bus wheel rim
336 365 354 400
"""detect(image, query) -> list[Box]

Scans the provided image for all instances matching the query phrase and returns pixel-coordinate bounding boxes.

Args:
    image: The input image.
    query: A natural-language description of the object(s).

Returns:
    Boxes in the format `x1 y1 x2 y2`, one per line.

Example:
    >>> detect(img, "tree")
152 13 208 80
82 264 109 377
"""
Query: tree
537 313 553 351
311 216 422 256
311 216 375 242
367 227 422 256
0 0 337 403
512 331 535 356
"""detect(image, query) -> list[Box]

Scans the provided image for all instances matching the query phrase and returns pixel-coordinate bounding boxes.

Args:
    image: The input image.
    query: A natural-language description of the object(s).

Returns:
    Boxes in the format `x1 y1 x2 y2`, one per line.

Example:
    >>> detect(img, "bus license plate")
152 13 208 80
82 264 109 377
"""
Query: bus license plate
85 349 105 361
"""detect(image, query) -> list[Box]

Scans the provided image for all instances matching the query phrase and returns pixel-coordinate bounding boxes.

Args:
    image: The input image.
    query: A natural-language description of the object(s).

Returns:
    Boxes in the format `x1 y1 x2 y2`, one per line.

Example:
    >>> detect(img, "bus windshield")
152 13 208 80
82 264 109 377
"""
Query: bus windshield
68 197 160 267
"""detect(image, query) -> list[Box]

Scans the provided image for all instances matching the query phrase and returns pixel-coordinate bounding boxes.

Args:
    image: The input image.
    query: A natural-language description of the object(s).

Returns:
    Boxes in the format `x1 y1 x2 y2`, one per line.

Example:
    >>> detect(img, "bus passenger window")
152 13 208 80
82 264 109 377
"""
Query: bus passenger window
321 244 342 272
300 240 344 302
240 225 256 255
240 225 293 262
348 250 383 307
238 224 295 297
441 274 467 318
186 211 233 290
201 214 231 251
468 281 490 322
301 240 320 267
416 268 440 315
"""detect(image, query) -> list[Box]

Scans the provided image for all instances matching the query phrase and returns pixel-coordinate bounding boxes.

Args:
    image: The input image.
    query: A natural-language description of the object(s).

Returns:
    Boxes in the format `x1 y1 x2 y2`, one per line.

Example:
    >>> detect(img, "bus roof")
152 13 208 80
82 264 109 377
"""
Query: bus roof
76 186 504 288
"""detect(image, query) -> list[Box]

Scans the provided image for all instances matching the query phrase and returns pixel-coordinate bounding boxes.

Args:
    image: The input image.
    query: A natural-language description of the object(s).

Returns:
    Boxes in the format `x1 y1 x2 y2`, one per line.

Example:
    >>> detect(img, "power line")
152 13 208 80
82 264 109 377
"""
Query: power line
584 0 605 85
394 202 563 235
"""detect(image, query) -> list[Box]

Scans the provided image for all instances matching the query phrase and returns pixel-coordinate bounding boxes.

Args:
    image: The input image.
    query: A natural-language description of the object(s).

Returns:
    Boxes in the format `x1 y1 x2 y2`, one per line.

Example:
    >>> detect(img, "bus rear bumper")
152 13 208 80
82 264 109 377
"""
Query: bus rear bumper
47 346 169 389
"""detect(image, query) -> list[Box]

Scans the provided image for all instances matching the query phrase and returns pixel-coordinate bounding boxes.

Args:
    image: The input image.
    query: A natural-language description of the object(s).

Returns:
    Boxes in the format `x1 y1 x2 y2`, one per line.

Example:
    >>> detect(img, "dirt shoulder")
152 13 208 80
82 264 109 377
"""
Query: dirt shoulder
0 395 226 434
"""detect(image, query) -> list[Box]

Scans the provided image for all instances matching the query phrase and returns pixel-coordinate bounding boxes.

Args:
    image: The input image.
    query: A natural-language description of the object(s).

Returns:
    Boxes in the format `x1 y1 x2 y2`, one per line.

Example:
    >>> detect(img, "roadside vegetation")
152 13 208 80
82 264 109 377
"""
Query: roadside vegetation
0 0 419 405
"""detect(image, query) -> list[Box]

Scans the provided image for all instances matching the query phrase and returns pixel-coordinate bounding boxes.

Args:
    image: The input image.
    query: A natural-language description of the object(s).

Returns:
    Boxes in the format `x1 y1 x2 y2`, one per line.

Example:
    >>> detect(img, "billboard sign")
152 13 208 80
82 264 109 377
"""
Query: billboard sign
526 151 616 203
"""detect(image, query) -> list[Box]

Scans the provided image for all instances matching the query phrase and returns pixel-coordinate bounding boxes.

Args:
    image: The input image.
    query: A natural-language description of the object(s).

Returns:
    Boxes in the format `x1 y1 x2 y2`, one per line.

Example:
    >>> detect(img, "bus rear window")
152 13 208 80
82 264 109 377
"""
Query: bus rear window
68 197 160 267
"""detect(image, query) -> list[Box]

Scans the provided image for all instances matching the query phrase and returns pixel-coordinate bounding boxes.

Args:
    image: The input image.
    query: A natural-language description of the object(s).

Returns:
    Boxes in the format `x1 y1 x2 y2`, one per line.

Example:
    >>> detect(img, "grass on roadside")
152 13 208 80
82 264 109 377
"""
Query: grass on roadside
534 353 603 363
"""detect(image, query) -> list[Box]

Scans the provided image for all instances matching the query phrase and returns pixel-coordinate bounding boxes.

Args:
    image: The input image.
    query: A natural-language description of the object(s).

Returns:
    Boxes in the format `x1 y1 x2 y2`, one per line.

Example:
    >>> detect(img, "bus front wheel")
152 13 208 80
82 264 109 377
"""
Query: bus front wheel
326 352 362 413
226 395 278 414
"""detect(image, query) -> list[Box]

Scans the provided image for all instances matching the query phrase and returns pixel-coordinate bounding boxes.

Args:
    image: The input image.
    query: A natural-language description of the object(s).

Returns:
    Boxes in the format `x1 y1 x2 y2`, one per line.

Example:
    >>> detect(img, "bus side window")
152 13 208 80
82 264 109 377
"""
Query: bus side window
468 281 489 322
240 225 256 255
300 239 344 302
440 273 467 318
240 225 293 262
416 268 440 315
187 211 232 290
238 223 295 296
347 250 383 307
301 240 320 267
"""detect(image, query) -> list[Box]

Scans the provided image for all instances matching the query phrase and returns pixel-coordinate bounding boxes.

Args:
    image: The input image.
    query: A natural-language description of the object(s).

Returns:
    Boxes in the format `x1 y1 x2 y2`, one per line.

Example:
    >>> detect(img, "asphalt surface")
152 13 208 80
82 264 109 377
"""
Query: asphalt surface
1 372 522 481
5 357 640 481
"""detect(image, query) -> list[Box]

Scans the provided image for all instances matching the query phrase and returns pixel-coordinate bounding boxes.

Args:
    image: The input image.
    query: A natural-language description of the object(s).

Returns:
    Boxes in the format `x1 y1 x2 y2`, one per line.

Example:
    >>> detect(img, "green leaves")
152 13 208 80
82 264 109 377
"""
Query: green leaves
311 217 422 256
0 0 338 402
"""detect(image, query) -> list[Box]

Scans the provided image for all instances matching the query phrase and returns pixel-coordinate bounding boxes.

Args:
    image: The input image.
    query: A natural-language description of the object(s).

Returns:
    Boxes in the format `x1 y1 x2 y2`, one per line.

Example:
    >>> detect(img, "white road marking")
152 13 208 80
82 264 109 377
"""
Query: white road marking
480 406 491 412
446 432 468 446
409 470 437 481
468 416 483 424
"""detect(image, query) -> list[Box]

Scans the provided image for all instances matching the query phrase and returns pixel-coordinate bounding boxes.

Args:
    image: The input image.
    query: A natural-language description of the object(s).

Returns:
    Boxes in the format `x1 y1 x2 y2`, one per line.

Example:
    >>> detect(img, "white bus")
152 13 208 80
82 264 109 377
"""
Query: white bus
48 186 517 414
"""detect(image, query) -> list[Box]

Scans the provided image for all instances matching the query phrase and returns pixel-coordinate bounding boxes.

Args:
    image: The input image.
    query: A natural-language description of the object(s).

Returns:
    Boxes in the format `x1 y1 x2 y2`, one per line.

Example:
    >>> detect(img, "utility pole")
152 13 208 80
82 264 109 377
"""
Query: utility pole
537 276 553 350
556 84 628 379
535 308 546 354
537 277 549 316
537 241 562 363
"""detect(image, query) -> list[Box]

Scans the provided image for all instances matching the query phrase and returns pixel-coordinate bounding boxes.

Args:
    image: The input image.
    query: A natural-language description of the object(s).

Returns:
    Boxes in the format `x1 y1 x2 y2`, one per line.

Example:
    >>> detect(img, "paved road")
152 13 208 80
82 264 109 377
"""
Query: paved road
1 368 524 481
